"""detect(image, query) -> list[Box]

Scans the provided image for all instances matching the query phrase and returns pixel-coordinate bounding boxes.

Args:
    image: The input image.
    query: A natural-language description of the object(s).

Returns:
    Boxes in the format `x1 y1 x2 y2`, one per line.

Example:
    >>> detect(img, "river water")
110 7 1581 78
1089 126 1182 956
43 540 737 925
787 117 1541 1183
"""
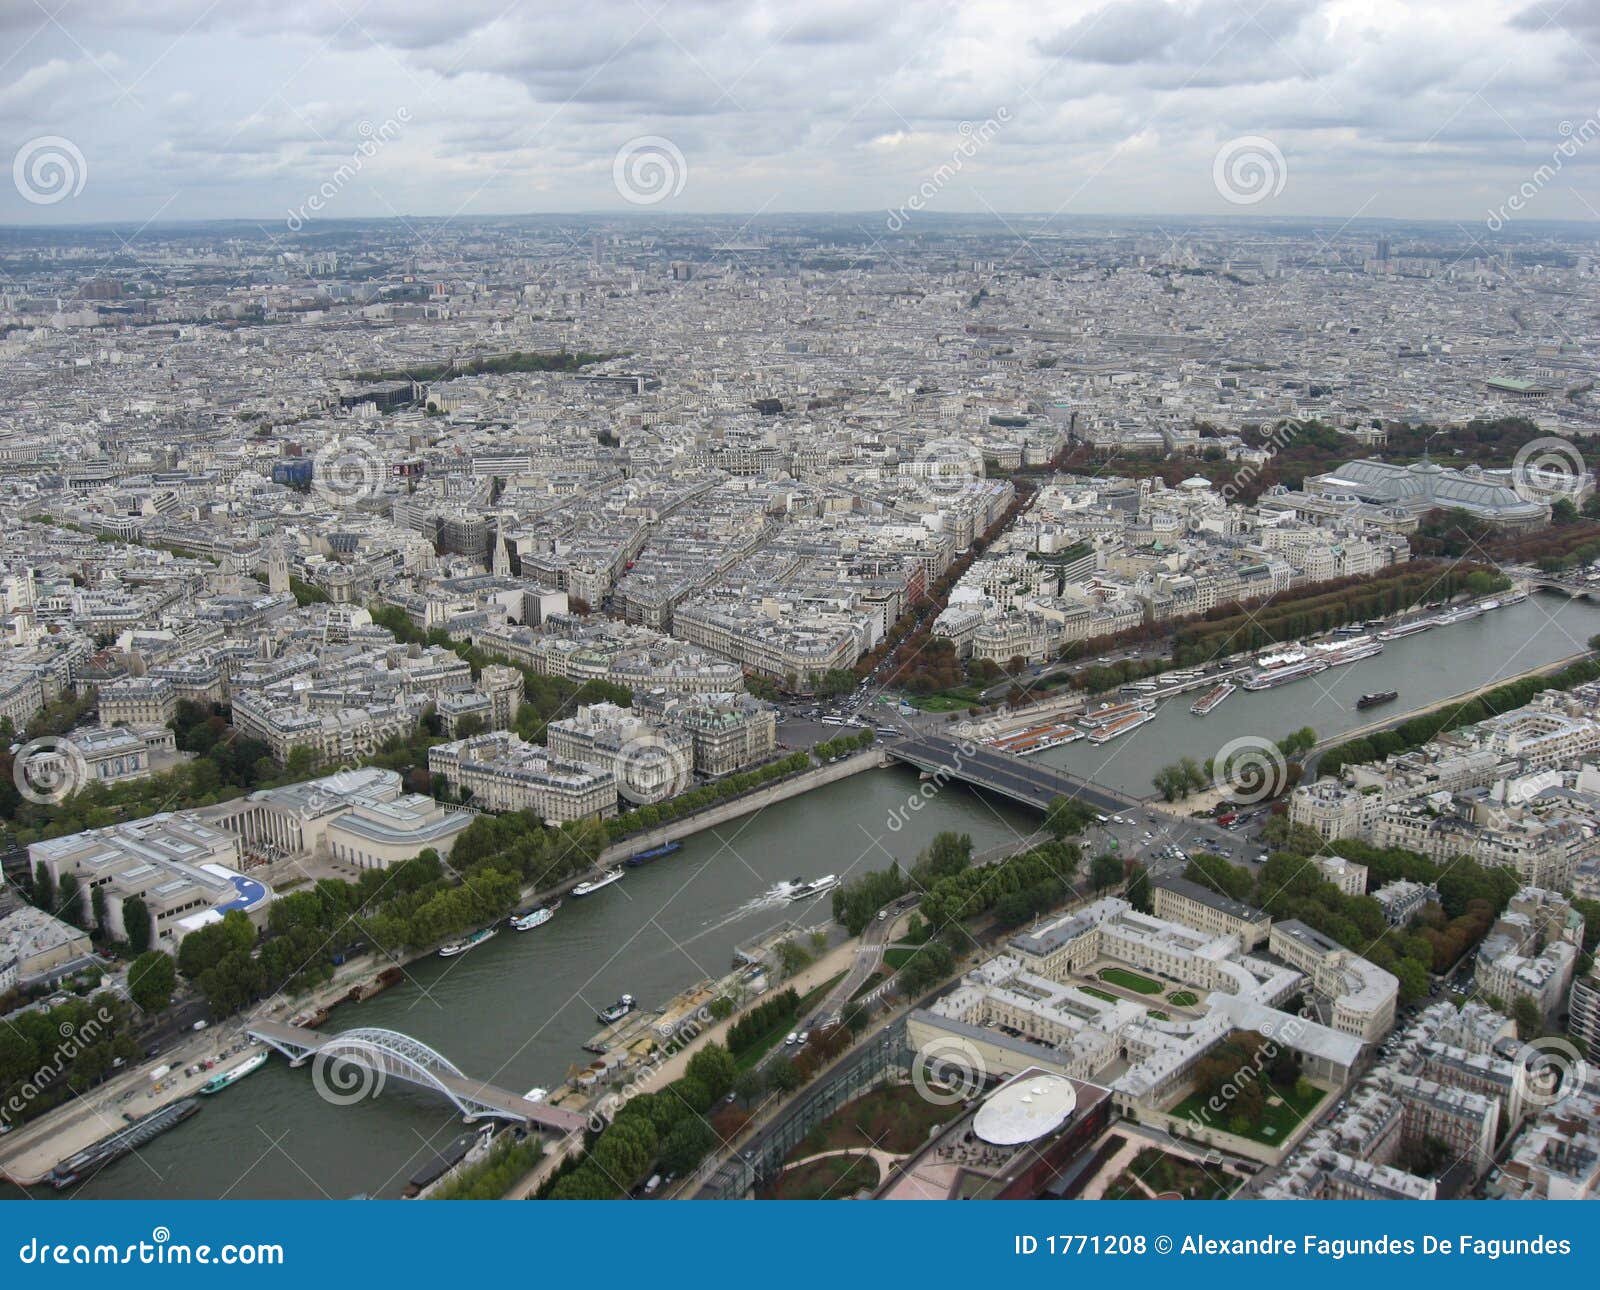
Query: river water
15 592 1600 1200
1037 592 1600 796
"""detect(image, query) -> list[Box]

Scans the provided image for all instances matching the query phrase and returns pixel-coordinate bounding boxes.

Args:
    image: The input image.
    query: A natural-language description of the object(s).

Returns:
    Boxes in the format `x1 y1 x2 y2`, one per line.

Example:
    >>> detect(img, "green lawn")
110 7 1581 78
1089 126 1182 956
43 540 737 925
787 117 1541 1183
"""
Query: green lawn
1080 985 1120 1003
1167 990 1199 1007
1147 1010 1171 1021
1104 1148 1234 1200
760 1152 881 1200
1170 1081 1326 1146
787 1084 960 1162
906 692 981 713
883 946 917 969
1099 967 1164 995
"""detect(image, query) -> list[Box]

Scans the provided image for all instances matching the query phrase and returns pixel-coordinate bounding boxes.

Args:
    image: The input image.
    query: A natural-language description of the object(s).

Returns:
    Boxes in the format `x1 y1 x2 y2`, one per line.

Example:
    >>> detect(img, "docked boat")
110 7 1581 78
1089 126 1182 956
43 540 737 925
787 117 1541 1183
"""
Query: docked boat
626 840 682 867
1376 617 1434 641
1190 682 1236 716
524 1086 549 1103
571 868 624 897
1477 598 1501 612
347 965 404 1002
1085 709 1156 744
1503 590 1528 606
403 1126 492 1197
1078 698 1155 728
597 995 637 1025
50 1099 202 1189
439 927 497 958
289 1005 329 1029
1241 648 1328 691
1311 634 1384 667
509 900 560 932
199 1049 269 1096
784 874 839 901
1357 690 1399 710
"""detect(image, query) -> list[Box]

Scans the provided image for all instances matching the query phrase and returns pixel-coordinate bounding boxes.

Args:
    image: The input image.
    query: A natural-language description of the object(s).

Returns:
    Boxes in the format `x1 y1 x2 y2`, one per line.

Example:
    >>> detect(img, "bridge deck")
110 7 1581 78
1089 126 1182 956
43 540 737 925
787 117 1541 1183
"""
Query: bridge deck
886 736 1138 812
247 1020 587 1135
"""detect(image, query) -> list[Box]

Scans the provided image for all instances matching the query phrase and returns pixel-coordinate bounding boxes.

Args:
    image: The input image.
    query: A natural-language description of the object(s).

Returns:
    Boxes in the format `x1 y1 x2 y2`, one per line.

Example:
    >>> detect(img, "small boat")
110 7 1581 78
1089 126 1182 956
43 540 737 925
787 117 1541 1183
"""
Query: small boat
597 995 636 1025
346 966 404 1002
289 1005 329 1029
199 1049 269 1096
571 868 624 897
524 1086 549 1103
509 900 560 931
626 840 682 867
1357 690 1398 710
783 874 839 901
439 927 497 958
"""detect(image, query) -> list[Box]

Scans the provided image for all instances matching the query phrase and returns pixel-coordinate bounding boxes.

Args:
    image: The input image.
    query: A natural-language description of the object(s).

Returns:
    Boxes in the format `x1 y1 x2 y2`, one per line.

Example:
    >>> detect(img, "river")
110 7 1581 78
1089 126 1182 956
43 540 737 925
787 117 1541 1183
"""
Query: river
21 767 1035 1200
15 592 1600 1200
1035 591 1600 796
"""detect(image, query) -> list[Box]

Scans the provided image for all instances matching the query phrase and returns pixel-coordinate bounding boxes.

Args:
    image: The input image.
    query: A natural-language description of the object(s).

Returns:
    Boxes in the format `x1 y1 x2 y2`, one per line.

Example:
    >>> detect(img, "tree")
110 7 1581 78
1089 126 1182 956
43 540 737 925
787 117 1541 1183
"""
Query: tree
684 1045 737 1102
658 1116 717 1174
56 873 87 929
1090 852 1124 892
31 862 54 913
1044 795 1093 840
127 950 176 1014
121 896 151 954
1125 863 1152 913
1512 995 1544 1041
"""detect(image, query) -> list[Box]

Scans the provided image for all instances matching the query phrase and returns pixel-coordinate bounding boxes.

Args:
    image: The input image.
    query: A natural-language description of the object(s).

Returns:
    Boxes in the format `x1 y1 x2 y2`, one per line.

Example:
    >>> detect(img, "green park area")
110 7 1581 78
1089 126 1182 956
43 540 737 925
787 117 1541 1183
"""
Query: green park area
789 1084 959 1160
1171 1079 1325 1145
1168 990 1199 1007
760 1153 881 1199
1098 966 1164 995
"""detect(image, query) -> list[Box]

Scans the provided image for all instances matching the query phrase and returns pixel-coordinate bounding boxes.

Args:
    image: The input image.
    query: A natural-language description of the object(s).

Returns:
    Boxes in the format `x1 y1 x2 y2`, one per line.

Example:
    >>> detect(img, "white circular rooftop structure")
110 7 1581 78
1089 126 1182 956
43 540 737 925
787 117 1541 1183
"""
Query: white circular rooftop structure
971 1070 1078 1146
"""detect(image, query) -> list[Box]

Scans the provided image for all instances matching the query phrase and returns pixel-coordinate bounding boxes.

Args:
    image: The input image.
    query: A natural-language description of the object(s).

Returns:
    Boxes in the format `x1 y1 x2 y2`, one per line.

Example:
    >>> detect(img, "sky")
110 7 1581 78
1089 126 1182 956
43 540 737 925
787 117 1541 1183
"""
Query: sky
3 0 1600 229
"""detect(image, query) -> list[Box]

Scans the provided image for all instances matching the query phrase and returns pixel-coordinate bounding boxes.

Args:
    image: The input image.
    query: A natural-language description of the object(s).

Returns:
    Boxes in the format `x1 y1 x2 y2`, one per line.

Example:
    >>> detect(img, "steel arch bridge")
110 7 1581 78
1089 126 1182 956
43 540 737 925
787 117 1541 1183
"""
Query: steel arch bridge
247 1020 558 1125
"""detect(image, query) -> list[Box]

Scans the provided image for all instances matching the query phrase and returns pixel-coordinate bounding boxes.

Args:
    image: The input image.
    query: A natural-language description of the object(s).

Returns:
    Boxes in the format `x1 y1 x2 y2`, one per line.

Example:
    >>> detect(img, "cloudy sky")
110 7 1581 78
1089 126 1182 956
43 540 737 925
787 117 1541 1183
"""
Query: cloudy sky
3 0 1600 228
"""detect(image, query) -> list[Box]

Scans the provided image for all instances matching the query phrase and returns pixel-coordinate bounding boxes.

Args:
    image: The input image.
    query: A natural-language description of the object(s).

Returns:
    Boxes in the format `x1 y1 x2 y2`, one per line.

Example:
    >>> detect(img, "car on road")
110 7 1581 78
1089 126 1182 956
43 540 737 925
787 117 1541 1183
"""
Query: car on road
784 1032 799 1046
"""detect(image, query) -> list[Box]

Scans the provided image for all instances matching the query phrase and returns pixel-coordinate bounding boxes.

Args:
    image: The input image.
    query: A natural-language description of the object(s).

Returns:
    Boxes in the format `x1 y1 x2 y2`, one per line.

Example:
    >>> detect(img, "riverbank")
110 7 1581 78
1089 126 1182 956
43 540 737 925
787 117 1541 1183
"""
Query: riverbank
1143 646 1595 823
594 747 887 866
0 748 893 1189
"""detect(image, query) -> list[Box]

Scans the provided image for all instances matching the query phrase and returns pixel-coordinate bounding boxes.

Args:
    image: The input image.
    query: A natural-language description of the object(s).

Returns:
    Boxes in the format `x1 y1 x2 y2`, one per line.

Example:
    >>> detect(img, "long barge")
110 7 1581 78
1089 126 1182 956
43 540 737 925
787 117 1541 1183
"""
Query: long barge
1189 682 1235 716
49 1098 203 1190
